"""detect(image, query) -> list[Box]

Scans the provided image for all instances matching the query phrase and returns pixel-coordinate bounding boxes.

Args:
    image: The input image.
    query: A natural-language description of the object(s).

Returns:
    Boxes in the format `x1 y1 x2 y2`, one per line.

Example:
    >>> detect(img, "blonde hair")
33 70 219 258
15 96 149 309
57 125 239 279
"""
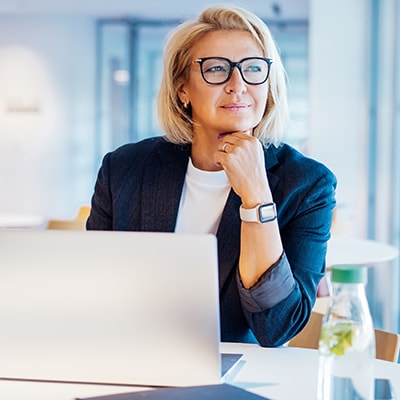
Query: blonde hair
157 5 289 146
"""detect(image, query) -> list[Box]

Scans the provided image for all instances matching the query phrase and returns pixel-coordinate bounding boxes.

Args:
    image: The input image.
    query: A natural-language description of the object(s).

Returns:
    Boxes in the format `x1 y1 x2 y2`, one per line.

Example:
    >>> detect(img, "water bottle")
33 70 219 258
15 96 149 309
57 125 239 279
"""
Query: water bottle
317 265 375 400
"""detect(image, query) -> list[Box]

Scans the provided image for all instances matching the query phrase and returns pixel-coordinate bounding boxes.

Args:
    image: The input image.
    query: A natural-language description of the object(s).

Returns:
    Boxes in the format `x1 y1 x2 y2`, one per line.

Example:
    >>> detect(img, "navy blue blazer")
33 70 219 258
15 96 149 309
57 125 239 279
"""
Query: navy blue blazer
87 136 336 347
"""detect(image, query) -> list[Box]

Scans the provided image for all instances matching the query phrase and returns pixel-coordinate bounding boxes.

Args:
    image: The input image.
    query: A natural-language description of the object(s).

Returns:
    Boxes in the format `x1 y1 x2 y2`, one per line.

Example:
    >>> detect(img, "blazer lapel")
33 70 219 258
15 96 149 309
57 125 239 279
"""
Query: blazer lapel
216 190 242 292
141 144 190 232
265 145 280 193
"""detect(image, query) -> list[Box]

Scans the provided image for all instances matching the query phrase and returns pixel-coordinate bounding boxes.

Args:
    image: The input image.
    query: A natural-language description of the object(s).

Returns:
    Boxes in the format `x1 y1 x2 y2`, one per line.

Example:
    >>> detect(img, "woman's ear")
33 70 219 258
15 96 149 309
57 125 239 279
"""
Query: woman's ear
177 83 189 107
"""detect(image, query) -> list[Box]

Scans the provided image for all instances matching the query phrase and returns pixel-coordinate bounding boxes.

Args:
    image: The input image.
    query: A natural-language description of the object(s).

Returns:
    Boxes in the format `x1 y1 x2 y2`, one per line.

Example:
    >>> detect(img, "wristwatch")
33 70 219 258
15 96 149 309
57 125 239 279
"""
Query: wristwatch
239 202 277 223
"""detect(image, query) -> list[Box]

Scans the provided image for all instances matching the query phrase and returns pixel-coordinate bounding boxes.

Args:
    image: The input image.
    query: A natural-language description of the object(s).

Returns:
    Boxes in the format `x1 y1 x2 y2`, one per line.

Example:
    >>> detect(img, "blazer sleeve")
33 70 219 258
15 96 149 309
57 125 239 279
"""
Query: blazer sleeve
236 164 337 347
86 152 114 230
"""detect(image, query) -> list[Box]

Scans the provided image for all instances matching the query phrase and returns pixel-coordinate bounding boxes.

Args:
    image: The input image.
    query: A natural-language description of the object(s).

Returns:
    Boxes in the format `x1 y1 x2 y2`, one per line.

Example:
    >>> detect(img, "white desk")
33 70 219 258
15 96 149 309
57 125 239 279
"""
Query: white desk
0 343 399 400
327 235 399 267
0 213 47 230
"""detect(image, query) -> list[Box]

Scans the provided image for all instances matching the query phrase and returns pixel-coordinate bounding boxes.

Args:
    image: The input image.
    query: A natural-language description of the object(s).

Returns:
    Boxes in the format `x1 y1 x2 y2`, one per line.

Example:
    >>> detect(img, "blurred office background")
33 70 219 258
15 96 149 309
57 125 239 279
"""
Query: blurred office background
0 1 399 334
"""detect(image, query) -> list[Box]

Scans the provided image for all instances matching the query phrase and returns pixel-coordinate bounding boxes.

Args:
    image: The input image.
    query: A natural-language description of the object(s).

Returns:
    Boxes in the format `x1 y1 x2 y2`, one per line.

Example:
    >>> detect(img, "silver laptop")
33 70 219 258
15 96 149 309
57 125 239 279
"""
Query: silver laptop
0 229 224 387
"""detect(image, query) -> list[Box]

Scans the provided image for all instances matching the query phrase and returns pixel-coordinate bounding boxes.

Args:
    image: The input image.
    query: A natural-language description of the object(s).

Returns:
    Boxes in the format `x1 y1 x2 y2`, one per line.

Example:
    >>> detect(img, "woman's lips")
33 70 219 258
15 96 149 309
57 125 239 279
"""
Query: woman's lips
221 103 249 111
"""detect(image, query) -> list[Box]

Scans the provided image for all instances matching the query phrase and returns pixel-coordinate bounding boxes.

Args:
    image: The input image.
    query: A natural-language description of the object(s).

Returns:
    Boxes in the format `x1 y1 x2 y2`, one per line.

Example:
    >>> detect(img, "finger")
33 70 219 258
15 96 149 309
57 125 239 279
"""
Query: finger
220 142 232 153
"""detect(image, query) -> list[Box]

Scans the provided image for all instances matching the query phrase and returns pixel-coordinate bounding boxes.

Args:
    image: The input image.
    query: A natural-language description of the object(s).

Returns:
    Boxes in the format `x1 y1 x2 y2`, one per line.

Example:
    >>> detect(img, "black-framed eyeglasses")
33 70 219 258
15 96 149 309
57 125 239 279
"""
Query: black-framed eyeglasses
191 57 272 85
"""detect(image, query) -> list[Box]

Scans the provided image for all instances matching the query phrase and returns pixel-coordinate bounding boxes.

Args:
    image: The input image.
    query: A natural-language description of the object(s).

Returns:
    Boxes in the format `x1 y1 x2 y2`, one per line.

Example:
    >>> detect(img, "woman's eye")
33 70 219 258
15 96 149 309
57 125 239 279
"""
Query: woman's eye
207 65 228 73
244 65 262 73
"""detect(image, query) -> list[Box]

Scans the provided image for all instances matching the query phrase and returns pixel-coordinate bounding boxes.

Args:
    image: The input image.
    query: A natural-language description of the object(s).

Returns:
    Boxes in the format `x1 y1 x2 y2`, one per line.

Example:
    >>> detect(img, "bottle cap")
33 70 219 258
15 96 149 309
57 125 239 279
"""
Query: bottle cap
331 265 368 284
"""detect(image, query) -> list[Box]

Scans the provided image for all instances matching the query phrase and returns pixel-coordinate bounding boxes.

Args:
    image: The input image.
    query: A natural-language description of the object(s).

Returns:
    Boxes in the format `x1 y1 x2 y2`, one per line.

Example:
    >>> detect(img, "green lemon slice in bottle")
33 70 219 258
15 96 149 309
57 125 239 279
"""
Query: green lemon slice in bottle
319 322 354 356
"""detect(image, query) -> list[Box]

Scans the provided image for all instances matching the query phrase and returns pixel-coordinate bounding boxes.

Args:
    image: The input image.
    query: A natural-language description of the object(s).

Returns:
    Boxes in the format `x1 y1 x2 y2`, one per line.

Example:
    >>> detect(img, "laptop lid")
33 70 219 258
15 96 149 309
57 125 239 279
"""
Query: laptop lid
0 230 221 387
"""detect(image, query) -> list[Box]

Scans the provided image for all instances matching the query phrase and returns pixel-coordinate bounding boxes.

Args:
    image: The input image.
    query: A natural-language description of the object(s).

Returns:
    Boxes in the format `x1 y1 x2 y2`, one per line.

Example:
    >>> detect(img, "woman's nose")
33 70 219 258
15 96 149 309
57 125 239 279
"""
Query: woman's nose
225 67 247 94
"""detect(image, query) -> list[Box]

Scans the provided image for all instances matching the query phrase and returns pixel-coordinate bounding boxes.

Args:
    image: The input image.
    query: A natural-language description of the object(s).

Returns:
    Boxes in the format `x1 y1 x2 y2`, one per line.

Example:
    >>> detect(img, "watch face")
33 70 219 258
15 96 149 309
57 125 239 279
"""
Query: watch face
258 203 277 223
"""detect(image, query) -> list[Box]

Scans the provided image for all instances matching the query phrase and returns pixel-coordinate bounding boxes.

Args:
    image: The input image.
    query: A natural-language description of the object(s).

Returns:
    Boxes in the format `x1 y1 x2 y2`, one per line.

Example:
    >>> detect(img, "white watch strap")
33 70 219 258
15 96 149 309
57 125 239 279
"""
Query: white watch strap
239 202 277 223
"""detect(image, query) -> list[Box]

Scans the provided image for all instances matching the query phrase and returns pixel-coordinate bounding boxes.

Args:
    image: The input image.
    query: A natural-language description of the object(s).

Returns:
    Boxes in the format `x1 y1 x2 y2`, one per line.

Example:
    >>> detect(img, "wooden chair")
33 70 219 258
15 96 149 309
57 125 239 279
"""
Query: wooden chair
47 205 91 231
287 311 400 362
76 205 91 220
287 311 324 351
375 328 400 363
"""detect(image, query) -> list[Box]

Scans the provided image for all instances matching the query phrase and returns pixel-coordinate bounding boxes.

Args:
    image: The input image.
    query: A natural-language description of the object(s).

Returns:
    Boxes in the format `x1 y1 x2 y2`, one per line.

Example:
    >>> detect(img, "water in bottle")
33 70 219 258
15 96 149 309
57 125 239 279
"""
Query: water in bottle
317 265 375 400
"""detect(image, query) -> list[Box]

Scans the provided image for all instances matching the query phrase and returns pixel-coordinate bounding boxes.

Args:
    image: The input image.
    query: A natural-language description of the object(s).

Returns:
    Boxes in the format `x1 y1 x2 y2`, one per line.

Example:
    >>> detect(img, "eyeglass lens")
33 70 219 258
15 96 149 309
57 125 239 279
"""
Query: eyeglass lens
199 57 270 85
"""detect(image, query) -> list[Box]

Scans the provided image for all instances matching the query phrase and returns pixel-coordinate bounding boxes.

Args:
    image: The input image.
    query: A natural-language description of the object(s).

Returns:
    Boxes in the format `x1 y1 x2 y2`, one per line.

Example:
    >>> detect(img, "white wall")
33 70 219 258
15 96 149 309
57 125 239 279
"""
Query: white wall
0 15 96 219
308 0 370 238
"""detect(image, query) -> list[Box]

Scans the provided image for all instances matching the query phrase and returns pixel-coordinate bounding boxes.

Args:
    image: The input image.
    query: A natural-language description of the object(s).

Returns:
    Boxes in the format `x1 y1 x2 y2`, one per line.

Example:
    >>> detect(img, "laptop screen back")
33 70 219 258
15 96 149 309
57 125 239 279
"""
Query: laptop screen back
0 230 221 387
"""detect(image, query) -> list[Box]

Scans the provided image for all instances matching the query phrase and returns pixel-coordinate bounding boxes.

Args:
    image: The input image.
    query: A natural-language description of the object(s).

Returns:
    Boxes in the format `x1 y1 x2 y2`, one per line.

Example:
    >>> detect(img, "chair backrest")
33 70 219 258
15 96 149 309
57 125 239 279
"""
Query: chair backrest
374 328 400 363
47 205 91 231
287 311 400 362
47 219 87 230
287 311 323 350
76 205 91 220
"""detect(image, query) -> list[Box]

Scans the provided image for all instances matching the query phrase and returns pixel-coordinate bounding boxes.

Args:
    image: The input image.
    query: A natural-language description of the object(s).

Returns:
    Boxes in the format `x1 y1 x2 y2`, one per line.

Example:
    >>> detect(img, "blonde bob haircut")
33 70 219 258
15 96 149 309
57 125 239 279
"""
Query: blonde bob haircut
157 5 289 147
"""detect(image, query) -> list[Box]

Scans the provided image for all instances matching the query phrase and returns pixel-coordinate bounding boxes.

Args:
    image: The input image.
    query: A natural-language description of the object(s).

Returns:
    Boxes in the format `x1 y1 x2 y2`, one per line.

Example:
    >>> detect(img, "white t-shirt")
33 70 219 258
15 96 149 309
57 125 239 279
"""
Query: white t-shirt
175 158 231 235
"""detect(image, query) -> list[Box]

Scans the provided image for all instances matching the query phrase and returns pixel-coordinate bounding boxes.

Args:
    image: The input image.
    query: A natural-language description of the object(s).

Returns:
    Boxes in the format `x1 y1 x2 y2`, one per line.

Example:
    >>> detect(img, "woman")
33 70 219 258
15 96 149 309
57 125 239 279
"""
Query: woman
87 5 336 347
